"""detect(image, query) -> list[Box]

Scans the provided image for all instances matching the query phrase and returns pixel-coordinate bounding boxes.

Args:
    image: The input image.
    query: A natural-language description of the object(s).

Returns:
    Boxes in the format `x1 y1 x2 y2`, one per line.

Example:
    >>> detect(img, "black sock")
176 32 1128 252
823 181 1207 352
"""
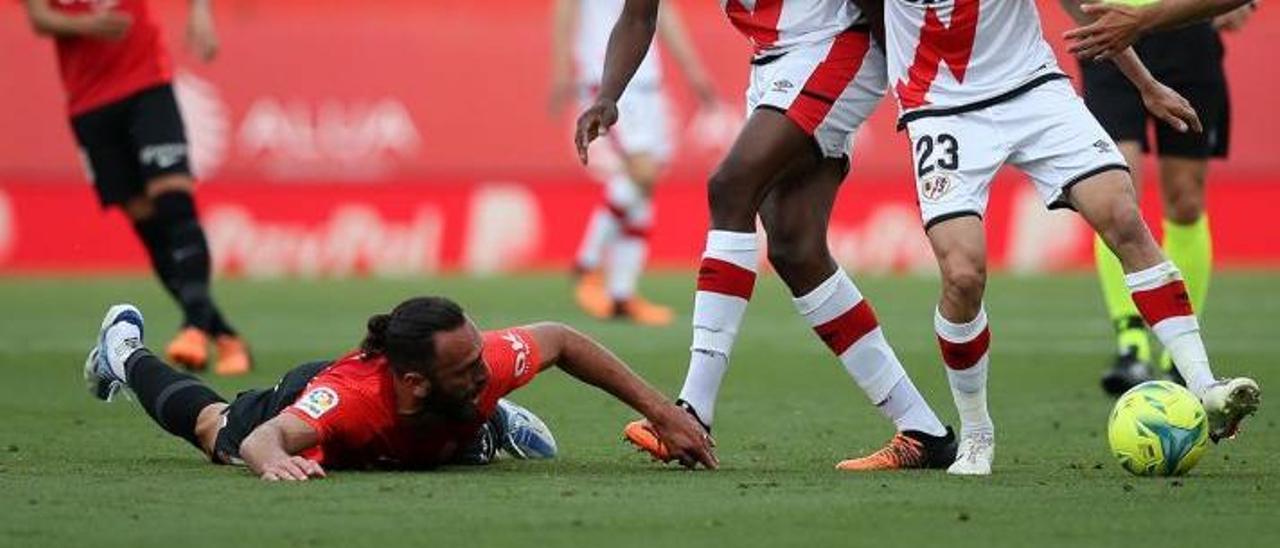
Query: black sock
131 216 184 306
152 192 236 337
124 349 226 449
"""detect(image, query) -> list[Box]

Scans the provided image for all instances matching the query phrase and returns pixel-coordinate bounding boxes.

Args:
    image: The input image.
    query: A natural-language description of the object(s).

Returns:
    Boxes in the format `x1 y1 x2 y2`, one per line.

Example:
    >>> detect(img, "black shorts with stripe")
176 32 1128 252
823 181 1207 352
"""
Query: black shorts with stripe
69 84 192 207
212 360 332 464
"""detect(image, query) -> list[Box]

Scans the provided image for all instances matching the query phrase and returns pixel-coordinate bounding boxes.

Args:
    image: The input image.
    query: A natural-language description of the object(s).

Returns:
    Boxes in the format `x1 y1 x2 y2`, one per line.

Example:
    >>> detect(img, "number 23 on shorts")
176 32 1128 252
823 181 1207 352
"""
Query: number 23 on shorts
914 132 961 203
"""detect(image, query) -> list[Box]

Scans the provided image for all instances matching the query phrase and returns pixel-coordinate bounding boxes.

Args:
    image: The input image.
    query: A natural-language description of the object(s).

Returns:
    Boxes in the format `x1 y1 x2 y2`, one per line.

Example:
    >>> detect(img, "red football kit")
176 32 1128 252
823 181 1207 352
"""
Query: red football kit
283 329 543 469
46 0 173 116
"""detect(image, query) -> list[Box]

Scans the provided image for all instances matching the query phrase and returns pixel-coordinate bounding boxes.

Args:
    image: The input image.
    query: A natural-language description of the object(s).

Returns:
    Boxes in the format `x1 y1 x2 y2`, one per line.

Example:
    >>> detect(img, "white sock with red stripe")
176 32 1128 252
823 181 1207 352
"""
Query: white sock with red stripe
936 306 993 437
575 207 619 271
1127 261 1214 396
677 230 759 427
794 270 946 436
607 198 653 300
574 175 635 271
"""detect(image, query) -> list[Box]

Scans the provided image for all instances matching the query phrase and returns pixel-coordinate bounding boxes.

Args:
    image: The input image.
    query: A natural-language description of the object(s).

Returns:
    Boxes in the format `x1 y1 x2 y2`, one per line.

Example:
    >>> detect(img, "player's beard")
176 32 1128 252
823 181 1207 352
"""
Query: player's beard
420 391 481 423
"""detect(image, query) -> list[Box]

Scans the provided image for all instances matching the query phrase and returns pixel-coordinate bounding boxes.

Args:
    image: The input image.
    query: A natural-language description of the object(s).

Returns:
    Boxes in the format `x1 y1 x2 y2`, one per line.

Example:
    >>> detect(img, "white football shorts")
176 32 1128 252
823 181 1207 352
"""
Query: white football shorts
905 78 1129 229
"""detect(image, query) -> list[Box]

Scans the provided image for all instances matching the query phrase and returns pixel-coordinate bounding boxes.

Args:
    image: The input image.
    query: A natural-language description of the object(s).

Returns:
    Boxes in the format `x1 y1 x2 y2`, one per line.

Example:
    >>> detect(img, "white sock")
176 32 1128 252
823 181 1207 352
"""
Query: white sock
104 322 143 381
574 207 620 271
793 269 945 436
1126 261 1215 396
679 350 728 427
575 175 637 270
606 198 652 300
936 306 993 437
676 230 758 426
879 376 947 437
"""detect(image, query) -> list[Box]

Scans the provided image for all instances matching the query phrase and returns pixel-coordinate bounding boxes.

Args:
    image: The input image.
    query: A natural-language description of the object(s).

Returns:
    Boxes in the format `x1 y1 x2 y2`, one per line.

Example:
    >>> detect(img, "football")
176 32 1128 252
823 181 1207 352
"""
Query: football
1108 381 1210 477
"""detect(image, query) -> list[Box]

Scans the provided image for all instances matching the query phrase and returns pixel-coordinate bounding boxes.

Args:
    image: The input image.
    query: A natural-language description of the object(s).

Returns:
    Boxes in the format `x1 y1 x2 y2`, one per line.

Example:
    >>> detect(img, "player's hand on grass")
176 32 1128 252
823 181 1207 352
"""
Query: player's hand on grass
574 99 619 165
1139 81 1202 133
80 10 132 40
649 404 718 470
259 455 326 482
1065 1 1146 61
185 6 219 62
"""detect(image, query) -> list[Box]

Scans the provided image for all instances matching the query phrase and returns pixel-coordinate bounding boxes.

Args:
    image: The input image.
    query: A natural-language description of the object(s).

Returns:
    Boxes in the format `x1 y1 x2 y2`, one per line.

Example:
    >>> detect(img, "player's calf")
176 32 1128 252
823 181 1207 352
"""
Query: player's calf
85 304 227 452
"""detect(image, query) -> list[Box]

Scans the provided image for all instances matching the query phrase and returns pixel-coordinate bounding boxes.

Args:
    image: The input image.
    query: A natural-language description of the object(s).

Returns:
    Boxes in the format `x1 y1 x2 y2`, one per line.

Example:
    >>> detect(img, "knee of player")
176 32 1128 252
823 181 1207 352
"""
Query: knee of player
765 232 827 271
705 170 758 229
1101 203 1149 246
940 258 987 300
146 174 196 196
1163 193 1205 225
121 196 157 221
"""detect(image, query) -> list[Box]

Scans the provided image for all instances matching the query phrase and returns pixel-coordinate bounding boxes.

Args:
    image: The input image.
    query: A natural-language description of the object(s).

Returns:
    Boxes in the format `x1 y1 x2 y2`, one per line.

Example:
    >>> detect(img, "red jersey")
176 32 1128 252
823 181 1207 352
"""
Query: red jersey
283 329 543 469
48 0 173 116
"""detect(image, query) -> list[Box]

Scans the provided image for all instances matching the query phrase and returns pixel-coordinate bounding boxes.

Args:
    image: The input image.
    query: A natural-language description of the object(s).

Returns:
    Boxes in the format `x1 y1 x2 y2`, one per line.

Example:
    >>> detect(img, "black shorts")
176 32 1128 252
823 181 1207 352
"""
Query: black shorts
1080 23 1230 159
69 84 192 207
212 360 332 464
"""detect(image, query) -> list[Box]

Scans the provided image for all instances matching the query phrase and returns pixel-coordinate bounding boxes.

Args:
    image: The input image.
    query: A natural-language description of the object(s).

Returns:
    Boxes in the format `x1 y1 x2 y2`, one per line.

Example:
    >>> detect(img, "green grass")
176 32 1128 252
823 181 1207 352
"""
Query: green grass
0 273 1276 547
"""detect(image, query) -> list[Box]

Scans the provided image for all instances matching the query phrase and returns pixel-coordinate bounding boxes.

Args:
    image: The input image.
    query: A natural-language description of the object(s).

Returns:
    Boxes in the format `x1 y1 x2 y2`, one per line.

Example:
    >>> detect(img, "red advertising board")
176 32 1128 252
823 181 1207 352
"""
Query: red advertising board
2 177 1277 276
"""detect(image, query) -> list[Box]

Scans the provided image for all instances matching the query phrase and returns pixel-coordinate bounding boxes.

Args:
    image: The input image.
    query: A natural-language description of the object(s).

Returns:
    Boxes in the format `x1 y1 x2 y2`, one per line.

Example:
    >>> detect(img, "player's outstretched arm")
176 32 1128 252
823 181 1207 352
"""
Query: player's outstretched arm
525 322 719 470
574 0 661 164
1065 0 1254 60
186 0 219 63
22 0 132 40
656 3 718 107
239 414 328 481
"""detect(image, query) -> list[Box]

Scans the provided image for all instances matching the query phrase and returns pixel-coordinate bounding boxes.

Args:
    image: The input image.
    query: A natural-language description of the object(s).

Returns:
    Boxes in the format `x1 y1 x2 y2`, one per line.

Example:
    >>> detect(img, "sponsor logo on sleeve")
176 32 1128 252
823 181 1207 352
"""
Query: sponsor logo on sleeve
501 332 530 378
294 387 340 419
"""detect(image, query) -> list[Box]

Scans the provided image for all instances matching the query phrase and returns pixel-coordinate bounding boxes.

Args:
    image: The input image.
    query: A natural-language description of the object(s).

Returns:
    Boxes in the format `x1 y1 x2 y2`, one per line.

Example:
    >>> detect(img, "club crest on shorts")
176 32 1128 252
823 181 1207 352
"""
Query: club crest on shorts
295 387 340 419
920 173 955 202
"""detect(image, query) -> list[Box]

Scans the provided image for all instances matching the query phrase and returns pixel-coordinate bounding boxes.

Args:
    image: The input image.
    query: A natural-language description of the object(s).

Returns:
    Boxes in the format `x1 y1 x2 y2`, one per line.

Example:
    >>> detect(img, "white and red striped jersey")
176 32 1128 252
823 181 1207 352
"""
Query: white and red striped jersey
885 0 1064 118
722 0 863 56
574 0 663 87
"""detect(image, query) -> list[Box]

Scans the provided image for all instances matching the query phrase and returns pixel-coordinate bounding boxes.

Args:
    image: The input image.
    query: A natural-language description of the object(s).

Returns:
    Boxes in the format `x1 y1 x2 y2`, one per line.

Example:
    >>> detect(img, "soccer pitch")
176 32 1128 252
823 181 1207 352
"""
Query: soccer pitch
1 273 1275 547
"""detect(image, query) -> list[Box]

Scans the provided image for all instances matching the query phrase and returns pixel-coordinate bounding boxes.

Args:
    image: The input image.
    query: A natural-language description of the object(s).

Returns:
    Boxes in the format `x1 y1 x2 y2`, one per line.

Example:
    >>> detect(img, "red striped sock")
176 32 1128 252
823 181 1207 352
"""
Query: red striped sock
1126 261 1213 394
935 307 993 435
678 230 759 425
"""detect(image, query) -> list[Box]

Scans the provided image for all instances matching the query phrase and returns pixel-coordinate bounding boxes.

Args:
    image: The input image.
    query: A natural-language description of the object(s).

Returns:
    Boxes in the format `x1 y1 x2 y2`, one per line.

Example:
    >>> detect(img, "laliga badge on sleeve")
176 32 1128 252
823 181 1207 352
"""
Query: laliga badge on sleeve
295 387 340 419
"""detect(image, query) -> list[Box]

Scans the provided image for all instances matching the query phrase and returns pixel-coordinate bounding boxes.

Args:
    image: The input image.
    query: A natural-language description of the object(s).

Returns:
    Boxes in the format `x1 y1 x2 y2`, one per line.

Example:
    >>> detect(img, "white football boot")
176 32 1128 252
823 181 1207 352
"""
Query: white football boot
83 304 145 402
496 399 558 460
1200 377 1261 442
947 432 995 476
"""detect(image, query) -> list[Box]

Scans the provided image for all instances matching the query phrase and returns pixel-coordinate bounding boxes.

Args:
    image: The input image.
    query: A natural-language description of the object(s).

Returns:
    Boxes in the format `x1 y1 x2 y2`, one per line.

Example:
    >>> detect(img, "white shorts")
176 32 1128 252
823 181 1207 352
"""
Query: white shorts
904 78 1129 229
746 29 886 159
580 82 673 178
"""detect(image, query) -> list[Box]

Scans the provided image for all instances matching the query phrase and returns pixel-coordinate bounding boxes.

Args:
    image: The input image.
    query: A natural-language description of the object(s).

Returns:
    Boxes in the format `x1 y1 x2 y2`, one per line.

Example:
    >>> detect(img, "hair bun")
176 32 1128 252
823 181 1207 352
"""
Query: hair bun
361 313 392 354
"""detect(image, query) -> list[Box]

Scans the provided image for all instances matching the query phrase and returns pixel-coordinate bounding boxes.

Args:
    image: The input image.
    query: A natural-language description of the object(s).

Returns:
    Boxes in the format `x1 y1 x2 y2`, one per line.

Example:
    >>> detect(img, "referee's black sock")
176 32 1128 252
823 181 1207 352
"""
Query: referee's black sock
153 191 237 337
124 349 226 449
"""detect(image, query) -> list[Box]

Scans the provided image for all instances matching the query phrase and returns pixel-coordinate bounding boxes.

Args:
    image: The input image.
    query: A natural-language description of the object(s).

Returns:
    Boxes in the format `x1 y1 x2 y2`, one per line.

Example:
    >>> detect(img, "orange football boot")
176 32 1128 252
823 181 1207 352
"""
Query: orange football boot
623 399 708 463
213 335 253 376
624 419 673 462
574 271 613 319
166 327 209 371
836 427 957 471
617 296 675 327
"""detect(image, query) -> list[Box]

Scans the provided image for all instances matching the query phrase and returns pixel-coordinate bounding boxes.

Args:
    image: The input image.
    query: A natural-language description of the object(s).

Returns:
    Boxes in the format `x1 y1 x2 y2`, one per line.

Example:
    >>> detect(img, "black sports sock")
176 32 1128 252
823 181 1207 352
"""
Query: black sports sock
124 349 226 449
152 191 237 337
131 216 184 308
